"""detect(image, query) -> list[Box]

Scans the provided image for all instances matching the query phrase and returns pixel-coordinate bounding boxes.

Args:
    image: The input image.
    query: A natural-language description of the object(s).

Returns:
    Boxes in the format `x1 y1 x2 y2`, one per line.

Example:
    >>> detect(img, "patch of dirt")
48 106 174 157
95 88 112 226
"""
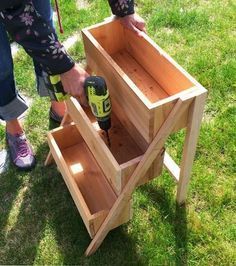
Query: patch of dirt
76 0 90 10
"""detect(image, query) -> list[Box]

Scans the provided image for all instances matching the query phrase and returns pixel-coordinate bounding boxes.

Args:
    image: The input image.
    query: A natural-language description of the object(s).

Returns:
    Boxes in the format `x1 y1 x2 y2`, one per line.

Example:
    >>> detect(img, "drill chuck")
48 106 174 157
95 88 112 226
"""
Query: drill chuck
97 118 111 132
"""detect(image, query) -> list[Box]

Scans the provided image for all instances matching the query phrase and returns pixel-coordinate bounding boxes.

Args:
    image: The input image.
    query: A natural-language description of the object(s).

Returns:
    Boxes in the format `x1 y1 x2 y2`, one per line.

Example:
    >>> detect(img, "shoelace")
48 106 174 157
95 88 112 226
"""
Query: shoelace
15 137 29 157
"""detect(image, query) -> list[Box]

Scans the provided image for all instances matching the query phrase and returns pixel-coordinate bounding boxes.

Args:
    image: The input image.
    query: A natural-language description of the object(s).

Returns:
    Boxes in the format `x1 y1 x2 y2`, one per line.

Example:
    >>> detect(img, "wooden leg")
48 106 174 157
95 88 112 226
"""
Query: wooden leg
85 98 189 256
44 152 54 166
45 111 71 166
177 92 207 204
60 109 72 126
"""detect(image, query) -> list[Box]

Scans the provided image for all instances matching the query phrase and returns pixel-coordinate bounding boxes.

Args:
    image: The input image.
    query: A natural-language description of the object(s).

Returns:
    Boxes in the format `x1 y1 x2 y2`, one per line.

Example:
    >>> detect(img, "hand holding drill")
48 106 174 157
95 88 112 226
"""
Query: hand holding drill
49 68 112 147
60 63 89 106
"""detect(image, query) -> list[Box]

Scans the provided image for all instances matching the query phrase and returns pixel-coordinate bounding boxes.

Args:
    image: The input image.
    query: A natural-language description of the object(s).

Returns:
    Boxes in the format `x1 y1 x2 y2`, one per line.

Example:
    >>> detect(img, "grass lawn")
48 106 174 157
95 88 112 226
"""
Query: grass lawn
0 0 235 265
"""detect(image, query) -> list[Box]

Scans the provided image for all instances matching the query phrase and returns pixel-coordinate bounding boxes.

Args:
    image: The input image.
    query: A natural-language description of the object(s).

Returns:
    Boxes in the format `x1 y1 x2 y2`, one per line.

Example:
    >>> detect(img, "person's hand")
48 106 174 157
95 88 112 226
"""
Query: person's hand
60 63 89 105
119 14 146 37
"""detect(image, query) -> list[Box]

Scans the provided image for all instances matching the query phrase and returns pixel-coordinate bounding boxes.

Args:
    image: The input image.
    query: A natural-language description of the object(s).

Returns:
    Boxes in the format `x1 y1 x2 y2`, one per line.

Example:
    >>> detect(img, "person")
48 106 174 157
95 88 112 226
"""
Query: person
0 0 146 171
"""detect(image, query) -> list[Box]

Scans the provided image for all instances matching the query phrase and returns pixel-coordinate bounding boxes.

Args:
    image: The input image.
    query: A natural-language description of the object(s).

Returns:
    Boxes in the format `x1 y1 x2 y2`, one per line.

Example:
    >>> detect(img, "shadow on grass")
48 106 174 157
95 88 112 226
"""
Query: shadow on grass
48 118 61 130
0 141 143 265
140 184 188 266
0 119 186 265
0 163 25 261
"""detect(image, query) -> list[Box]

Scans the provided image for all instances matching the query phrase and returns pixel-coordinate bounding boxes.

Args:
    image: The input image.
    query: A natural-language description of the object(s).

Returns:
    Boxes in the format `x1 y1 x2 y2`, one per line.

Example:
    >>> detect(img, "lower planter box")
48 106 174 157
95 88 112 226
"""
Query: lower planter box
47 124 132 238
46 94 164 237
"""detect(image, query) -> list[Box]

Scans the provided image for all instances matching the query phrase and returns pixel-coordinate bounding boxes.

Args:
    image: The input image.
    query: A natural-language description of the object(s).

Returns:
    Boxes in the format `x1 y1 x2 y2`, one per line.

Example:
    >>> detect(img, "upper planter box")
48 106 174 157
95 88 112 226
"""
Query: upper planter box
82 18 205 145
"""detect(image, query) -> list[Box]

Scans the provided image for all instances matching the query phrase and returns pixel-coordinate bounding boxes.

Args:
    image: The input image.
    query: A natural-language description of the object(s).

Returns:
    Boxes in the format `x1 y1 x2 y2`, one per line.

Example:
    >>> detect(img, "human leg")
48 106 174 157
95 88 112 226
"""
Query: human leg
0 22 35 170
0 21 26 135
0 23 28 123
32 0 66 121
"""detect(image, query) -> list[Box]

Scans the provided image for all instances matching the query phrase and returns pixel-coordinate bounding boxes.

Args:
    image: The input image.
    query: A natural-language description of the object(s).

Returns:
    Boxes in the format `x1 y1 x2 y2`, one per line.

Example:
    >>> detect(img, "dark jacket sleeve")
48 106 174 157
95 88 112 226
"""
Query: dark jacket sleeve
108 0 134 17
0 0 74 75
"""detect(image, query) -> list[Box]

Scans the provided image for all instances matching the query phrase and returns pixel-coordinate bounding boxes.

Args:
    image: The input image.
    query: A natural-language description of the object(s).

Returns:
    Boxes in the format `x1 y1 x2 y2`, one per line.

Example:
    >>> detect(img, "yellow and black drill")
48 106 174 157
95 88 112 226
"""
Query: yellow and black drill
48 74 112 146
84 76 112 146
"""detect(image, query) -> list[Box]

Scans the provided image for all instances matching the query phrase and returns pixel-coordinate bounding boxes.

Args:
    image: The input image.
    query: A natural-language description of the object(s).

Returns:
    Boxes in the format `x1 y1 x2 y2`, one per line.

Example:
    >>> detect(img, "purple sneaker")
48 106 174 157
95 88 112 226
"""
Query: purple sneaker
6 132 36 170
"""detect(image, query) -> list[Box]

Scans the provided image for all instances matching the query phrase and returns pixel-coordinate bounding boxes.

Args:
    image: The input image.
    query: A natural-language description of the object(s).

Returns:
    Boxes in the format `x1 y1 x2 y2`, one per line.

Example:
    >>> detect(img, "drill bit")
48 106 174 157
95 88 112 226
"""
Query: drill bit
105 130 111 148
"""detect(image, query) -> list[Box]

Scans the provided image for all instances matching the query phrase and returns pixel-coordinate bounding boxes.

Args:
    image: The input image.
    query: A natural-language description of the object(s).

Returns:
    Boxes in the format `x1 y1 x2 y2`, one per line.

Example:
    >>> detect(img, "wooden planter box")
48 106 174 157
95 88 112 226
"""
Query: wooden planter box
47 123 133 238
46 98 164 237
46 17 207 255
82 18 205 145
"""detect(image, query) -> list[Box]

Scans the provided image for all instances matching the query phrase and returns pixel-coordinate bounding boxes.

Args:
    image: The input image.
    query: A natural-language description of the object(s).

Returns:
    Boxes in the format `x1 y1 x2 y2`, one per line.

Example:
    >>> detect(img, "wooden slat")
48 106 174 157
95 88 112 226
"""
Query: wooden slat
120 149 164 188
125 29 193 95
146 148 165 184
44 112 72 166
112 50 169 102
83 107 144 165
89 19 125 55
62 143 117 214
67 97 122 193
152 97 193 138
150 86 197 109
90 210 109 238
47 130 93 235
110 201 133 230
110 97 149 152
44 151 54 166
163 151 180 182
177 91 207 204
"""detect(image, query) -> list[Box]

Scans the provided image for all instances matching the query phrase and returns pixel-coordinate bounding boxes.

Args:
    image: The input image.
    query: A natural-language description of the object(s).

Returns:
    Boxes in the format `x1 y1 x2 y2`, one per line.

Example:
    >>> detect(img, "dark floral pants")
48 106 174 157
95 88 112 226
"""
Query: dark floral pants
0 0 53 121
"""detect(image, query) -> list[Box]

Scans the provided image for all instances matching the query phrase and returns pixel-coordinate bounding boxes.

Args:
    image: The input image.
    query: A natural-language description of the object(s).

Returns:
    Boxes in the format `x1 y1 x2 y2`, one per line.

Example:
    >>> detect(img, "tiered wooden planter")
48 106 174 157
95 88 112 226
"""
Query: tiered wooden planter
45 17 207 255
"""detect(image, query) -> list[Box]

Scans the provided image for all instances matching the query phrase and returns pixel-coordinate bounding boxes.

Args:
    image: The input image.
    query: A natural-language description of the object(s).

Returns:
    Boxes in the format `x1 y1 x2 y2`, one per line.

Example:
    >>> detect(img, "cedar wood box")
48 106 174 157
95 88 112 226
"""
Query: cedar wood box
46 18 207 239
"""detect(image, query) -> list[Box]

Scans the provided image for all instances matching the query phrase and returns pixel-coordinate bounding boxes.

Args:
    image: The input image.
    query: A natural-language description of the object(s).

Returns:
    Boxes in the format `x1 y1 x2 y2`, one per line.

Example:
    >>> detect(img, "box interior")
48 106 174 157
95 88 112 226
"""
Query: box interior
83 106 143 164
52 125 117 215
89 21 194 103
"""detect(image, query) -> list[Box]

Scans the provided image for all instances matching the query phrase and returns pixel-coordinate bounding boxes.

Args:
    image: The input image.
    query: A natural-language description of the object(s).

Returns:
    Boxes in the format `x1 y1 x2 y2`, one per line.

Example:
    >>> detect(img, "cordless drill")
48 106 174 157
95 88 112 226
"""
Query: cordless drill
84 76 112 146
48 74 112 146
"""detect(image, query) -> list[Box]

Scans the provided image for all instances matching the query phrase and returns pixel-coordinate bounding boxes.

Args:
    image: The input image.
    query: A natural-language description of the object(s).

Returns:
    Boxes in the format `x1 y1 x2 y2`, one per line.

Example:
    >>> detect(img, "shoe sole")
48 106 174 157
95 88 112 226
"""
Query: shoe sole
14 158 36 171
5 137 37 172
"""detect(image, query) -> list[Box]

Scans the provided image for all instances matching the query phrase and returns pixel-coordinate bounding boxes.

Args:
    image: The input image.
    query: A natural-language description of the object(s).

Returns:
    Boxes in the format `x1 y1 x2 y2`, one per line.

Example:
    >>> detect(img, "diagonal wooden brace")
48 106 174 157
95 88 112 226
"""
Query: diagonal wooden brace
85 96 191 256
